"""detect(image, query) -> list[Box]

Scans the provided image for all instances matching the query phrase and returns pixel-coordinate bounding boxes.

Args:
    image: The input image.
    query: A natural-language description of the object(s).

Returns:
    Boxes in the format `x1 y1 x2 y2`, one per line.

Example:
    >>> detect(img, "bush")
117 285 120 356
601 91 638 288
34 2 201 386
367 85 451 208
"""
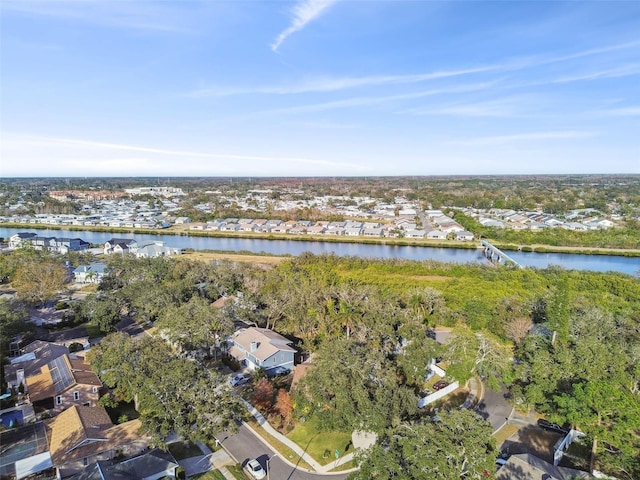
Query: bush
221 354 241 371
54 301 69 310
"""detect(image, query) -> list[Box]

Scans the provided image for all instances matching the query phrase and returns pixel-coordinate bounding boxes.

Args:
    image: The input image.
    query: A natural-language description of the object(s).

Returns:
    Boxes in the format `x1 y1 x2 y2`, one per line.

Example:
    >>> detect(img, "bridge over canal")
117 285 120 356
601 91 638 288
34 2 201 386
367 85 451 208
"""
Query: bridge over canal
481 239 522 268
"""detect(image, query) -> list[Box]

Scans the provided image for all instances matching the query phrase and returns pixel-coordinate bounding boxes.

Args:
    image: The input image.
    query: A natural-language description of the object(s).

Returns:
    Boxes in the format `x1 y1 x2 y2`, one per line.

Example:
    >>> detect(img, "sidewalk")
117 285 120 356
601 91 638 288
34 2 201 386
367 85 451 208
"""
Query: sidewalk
240 399 357 474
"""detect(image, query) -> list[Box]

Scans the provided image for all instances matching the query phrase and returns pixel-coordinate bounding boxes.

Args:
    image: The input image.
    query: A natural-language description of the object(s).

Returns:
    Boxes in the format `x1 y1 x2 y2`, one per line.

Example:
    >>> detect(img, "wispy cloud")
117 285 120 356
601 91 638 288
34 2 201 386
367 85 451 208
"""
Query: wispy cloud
599 106 640 116
4 134 365 169
271 0 339 52
552 64 640 84
1 1 192 33
191 39 640 98
398 98 523 118
254 81 499 115
451 130 595 147
188 66 498 97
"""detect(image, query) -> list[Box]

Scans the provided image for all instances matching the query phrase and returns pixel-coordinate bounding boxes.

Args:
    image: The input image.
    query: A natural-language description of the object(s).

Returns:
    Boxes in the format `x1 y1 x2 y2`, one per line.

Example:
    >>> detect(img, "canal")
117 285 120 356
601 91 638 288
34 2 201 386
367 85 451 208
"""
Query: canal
1 227 638 276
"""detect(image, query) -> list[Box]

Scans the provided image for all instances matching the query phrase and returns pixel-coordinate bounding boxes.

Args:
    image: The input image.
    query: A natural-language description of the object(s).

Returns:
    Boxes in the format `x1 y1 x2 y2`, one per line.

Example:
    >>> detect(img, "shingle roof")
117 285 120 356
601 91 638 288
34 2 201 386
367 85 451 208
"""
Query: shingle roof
48 406 144 466
232 327 295 362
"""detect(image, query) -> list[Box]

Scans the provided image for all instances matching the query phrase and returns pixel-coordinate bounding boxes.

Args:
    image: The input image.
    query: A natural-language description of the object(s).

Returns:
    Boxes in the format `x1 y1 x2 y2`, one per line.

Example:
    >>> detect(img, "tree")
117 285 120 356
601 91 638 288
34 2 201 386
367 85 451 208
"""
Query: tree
253 378 275 412
74 294 124 333
0 299 31 350
274 389 294 428
504 317 533 345
88 333 242 444
350 410 496 480
13 260 68 306
442 328 513 389
155 296 232 356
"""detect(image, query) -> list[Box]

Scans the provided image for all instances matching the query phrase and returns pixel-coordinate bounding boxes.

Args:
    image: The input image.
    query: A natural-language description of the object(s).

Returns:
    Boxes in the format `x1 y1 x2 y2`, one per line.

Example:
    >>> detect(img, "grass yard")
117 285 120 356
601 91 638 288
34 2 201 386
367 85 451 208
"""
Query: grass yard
167 441 204 460
286 419 353 466
246 420 313 470
82 322 103 339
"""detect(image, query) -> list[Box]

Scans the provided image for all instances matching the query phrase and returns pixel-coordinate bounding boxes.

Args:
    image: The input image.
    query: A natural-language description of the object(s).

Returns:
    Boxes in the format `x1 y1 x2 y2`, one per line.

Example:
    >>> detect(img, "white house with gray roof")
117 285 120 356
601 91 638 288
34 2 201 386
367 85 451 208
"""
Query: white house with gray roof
228 327 296 376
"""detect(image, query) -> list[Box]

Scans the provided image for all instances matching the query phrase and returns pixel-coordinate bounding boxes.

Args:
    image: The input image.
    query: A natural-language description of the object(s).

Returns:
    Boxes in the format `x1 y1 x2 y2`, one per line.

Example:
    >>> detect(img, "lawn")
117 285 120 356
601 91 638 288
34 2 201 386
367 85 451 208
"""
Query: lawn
286 419 353 466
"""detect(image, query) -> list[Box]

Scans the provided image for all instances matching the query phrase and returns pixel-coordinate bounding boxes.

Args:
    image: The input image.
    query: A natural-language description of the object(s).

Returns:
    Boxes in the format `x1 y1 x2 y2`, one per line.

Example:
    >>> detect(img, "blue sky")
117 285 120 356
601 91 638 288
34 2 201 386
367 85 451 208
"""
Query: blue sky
1 0 639 177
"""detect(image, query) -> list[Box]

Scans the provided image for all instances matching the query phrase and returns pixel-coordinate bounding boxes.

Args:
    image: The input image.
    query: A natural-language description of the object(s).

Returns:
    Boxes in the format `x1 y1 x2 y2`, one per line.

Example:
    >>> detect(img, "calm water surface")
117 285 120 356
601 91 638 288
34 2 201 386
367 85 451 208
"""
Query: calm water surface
2 227 638 276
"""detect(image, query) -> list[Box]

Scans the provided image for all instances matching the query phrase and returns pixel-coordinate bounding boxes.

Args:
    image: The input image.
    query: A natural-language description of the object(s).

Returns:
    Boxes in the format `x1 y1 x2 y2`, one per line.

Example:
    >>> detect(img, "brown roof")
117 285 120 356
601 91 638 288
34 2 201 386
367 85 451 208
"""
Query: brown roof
48 405 144 466
26 368 55 402
232 327 295 362
68 357 102 386
26 354 101 402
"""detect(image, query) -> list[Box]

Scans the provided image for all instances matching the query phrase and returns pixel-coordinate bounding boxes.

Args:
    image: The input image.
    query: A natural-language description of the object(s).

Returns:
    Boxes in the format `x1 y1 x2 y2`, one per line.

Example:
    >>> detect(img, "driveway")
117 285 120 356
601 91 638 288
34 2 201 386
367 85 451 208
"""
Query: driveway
474 385 514 433
216 424 349 480
115 315 148 338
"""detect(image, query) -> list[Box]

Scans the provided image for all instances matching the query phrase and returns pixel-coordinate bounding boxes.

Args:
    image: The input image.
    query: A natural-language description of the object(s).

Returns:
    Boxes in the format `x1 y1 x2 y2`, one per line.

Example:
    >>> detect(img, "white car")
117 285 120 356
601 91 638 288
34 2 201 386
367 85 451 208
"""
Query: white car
229 373 250 387
245 459 266 479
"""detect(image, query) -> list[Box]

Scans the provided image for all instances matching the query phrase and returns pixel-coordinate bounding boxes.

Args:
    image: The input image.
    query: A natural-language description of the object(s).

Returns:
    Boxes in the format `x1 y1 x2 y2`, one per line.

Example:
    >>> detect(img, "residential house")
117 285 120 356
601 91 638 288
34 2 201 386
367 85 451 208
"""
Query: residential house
135 241 181 258
362 227 383 237
0 422 53 480
496 453 591 480
8 232 38 248
228 327 296 376
47 405 147 478
69 449 179 480
427 230 448 240
305 225 325 235
455 231 475 241
73 264 107 284
26 354 102 412
4 340 70 390
104 238 137 255
404 229 425 238
43 327 91 350
174 216 191 224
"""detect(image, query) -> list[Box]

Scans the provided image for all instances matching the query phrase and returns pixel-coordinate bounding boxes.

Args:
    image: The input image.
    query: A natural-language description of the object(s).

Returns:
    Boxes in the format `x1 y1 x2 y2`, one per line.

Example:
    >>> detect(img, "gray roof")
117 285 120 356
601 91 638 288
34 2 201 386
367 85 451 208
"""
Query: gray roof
497 453 592 480
69 449 178 480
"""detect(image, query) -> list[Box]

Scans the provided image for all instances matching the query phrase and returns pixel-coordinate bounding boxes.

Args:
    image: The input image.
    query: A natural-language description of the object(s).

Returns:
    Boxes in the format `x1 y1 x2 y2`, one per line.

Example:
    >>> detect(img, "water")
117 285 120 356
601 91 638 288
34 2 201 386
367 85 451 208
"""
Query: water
1 227 639 276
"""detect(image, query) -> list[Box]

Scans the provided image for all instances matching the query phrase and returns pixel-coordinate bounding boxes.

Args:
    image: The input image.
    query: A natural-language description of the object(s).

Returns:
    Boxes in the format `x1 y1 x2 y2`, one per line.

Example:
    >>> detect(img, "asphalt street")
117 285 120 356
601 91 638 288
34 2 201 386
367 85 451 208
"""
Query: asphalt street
216 424 350 480
475 385 514 433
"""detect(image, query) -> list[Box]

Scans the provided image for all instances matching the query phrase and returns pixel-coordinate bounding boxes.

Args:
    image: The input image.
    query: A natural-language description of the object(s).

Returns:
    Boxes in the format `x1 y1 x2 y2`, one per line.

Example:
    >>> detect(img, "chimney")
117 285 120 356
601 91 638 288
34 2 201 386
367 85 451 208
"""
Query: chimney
250 342 258 352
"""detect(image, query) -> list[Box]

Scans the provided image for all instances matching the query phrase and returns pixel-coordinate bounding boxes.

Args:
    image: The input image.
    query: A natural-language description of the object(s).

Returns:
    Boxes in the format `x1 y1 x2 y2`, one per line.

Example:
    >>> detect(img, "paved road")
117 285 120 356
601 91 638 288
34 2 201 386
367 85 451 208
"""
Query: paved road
216 424 350 480
475 385 514 433
115 315 148 338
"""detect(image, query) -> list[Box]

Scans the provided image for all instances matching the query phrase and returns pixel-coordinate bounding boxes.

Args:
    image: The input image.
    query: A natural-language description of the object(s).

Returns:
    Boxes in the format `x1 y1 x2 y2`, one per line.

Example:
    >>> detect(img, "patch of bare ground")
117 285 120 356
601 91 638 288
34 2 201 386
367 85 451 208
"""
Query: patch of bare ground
179 251 286 267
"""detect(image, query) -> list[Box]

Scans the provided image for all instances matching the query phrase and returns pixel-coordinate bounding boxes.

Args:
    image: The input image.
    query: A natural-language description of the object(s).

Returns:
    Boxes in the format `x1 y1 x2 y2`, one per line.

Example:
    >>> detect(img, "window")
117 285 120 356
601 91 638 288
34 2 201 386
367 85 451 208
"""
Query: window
273 357 277 364
56 395 62 406
73 391 80 401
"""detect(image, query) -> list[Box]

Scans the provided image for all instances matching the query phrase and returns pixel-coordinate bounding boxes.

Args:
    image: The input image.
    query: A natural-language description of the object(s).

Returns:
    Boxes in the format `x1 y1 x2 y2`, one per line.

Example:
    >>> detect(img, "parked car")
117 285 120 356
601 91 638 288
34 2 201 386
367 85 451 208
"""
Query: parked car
244 459 266 479
229 373 250 387
537 418 570 435
433 380 449 390
267 366 291 377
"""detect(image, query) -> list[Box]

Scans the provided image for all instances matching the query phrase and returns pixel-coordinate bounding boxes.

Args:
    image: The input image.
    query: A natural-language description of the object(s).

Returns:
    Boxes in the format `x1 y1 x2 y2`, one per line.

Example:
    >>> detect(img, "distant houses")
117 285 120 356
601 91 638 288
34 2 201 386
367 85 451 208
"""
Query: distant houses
104 238 181 258
8 233 89 253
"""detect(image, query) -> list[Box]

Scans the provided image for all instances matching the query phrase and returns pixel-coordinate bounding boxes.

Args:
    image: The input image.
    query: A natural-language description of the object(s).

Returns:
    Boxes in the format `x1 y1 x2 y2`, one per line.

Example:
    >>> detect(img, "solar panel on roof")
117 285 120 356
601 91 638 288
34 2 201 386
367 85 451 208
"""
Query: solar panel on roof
48 356 74 393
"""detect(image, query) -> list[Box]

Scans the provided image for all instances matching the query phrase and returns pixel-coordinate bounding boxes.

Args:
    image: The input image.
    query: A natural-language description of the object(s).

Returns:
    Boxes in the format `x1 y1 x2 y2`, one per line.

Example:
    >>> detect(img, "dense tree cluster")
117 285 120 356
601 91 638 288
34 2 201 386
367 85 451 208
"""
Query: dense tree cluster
351 410 496 480
12 245 637 477
87 333 242 444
